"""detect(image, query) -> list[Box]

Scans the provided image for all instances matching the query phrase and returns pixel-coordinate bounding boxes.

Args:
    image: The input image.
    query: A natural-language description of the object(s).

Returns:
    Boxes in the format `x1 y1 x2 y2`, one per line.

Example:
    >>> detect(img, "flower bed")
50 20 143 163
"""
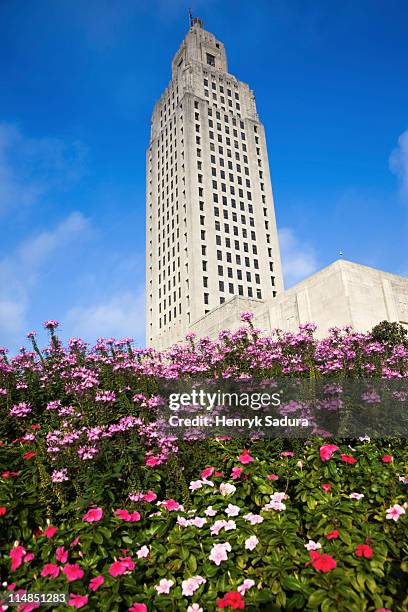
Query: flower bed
0 319 407 611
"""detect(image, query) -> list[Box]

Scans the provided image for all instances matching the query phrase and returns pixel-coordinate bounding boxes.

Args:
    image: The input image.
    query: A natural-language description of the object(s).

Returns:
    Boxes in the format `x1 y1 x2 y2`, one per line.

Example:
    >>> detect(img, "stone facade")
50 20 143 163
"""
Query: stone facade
186 260 408 345
146 18 283 349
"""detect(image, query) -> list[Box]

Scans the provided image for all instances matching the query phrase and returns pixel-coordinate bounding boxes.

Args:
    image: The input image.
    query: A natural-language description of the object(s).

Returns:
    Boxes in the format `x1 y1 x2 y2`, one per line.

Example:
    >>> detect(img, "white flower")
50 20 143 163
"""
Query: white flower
189 480 203 491
359 435 370 442
210 519 236 535
191 517 207 528
245 535 259 551
386 503 406 521
349 492 364 500
225 503 240 517
270 492 288 502
209 542 231 565
238 579 255 595
243 513 264 525
136 545 149 558
154 578 174 594
182 575 206 596
188 605 203 612
219 483 236 496
202 479 214 487
304 540 321 551
262 500 286 512
204 505 217 516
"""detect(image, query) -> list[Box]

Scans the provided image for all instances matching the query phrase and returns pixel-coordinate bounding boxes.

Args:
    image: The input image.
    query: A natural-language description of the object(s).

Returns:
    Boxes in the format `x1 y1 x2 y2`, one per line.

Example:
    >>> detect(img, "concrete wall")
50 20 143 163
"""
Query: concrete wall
155 260 408 348
267 260 408 338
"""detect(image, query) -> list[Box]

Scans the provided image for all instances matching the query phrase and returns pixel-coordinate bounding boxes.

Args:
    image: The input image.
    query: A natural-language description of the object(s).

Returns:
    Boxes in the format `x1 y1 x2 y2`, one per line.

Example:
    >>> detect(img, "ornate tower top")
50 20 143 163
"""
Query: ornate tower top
189 8 204 29
172 16 227 79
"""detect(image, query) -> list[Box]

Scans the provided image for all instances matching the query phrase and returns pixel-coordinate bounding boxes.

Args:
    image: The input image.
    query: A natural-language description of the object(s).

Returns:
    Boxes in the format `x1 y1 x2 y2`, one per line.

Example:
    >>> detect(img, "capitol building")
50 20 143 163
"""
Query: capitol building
146 17 408 350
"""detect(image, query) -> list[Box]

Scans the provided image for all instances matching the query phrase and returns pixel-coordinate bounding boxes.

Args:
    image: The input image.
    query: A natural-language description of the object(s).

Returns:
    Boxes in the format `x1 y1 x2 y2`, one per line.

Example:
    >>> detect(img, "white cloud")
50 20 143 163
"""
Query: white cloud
389 129 408 199
64 289 145 344
0 122 87 216
278 227 318 287
0 212 90 344
18 212 90 269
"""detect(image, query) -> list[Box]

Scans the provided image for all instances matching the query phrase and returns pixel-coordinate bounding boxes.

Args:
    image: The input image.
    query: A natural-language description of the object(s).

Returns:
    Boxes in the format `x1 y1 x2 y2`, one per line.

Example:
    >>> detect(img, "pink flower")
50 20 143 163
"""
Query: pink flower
386 503 406 521
325 530 339 540
307 550 337 572
23 553 34 563
281 451 294 457
322 483 331 492
82 507 103 522
0 506 6 515
143 490 157 502
201 467 214 478
23 451 36 460
43 525 58 539
67 594 88 609
44 320 59 330
245 535 259 551
62 563 84 582
341 453 357 464
238 450 254 464
56 546 68 563
306 550 337 573
382 455 393 463
231 467 244 479
355 544 374 558
161 499 181 511
129 605 147 612
41 563 60 578
319 444 339 461
89 575 104 591
115 509 141 522
145 455 161 467
267 473 279 481
154 579 174 594
10 545 26 571
108 557 135 576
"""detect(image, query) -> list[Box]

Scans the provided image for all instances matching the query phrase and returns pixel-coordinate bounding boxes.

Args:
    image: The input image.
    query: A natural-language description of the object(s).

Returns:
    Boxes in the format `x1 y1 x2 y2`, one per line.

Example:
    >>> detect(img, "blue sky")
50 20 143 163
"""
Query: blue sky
0 0 407 353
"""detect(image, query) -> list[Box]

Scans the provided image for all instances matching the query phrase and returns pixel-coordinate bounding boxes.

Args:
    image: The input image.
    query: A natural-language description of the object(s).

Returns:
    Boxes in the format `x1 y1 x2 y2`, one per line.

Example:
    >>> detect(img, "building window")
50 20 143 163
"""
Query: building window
204 292 209 304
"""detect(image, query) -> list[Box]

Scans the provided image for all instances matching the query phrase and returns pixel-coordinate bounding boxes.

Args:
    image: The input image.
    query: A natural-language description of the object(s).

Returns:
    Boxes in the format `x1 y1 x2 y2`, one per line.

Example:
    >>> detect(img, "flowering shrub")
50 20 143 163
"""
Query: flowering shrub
0 319 408 610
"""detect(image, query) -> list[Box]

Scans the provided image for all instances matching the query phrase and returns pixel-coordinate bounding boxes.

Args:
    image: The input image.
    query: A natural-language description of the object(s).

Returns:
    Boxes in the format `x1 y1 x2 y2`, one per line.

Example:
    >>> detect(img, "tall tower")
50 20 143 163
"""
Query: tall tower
146 17 284 349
